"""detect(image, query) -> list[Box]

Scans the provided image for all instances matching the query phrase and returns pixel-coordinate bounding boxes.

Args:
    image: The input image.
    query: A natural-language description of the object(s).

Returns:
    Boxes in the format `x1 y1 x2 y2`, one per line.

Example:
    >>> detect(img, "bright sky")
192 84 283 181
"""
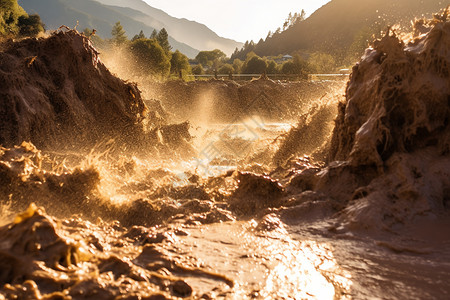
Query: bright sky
143 0 331 42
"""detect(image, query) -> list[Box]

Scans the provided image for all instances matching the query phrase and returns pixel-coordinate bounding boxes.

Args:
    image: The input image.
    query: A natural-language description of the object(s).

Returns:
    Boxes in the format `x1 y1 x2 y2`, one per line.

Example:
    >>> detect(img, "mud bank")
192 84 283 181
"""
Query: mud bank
0 29 149 150
0 204 235 299
146 78 344 123
271 11 450 233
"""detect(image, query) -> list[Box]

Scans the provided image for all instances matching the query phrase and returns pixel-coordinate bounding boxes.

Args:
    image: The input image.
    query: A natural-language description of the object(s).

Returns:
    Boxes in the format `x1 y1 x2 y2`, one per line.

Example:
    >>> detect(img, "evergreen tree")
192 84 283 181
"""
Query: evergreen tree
111 21 127 46
131 30 145 41
156 28 171 53
150 29 157 39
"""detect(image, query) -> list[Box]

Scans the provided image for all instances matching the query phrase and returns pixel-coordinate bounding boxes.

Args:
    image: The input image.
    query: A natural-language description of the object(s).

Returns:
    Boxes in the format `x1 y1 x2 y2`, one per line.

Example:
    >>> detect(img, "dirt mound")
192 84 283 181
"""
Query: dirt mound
317 10 450 231
0 204 233 299
147 78 343 123
0 29 146 150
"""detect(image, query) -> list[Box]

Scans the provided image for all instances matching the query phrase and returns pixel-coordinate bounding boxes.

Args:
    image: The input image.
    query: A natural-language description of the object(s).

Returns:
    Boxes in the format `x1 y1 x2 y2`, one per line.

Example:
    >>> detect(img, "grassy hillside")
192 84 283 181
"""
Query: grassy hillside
18 0 200 57
235 0 448 64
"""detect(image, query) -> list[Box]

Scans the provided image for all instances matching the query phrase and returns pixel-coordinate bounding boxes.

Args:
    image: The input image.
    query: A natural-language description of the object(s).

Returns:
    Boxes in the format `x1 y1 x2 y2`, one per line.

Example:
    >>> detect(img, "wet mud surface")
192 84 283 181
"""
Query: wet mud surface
1 9 450 300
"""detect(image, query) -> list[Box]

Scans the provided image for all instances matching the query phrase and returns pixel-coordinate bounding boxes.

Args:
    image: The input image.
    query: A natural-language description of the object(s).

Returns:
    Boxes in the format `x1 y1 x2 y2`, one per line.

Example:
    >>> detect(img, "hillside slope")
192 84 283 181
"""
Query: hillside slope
248 0 447 62
18 0 200 58
94 0 243 55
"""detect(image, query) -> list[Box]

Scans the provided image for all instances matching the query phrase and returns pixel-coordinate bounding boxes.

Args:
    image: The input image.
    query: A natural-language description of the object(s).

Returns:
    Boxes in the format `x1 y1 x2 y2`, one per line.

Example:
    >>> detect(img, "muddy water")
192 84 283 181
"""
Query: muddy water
1 120 449 299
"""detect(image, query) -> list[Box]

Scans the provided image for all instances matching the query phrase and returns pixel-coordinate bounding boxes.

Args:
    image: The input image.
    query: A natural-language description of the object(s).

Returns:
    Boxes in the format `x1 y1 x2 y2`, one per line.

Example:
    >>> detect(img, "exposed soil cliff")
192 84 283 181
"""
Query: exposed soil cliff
0 29 147 150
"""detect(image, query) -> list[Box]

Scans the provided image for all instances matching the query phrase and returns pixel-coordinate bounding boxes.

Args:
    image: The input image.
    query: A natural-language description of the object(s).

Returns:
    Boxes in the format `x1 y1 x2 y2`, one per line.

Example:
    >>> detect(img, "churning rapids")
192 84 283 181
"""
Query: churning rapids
1 9 450 300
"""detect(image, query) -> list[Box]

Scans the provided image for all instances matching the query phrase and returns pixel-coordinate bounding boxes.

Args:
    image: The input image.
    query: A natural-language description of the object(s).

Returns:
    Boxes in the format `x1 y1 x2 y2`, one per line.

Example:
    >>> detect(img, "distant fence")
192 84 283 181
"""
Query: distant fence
186 73 349 82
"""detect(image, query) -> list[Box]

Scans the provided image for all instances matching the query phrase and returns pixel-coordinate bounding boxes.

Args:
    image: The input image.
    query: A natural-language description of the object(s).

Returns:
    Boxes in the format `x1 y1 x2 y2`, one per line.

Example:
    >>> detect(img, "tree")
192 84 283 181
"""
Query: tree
280 54 309 78
170 50 191 77
156 28 172 53
192 64 204 75
195 49 226 68
243 54 267 74
296 10 306 24
266 60 279 74
17 14 44 37
218 63 233 74
232 58 243 74
0 0 28 36
150 29 157 39
130 38 171 78
132 30 145 41
308 52 336 73
111 21 127 46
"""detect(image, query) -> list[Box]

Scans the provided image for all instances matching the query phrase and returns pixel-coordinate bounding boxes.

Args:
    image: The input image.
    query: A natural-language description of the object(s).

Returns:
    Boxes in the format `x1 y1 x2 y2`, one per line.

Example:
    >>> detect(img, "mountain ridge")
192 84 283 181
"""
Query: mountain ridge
94 0 243 55
234 0 448 63
18 0 221 58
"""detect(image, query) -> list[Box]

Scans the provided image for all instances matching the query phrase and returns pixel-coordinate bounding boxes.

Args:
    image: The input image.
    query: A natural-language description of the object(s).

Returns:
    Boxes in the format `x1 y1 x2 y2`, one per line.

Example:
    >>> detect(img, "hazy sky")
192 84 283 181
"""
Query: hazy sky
143 0 331 42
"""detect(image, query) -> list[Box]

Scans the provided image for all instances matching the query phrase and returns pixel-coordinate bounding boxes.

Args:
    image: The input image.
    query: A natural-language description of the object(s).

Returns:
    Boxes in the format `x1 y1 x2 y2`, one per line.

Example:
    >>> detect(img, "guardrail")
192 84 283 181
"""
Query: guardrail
185 73 349 82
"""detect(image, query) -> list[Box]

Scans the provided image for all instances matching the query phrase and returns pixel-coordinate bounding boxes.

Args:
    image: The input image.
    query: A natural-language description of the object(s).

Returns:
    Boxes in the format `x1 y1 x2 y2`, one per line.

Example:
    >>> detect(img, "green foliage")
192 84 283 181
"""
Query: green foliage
280 54 309 77
232 58 243 74
218 63 233 74
111 21 127 46
132 30 146 41
243 54 267 74
266 60 279 74
130 38 171 78
0 0 43 37
17 14 44 37
195 49 226 68
192 64 204 75
156 28 172 53
150 29 157 39
170 49 191 76
0 0 25 35
308 52 336 73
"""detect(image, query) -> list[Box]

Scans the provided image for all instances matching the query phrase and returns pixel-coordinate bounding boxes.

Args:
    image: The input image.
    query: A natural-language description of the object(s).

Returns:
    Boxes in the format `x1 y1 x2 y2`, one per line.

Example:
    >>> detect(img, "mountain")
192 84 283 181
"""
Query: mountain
236 0 447 63
94 0 243 56
17 0 199 57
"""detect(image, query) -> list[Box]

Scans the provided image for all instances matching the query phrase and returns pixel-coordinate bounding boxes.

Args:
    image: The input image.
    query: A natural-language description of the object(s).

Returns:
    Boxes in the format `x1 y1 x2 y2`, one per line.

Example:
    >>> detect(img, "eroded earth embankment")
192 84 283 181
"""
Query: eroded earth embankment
0 30 147 150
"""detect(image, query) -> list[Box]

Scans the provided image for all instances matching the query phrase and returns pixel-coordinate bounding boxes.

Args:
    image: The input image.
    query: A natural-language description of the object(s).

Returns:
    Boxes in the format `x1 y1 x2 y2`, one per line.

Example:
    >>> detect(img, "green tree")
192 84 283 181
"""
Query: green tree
192 64 204 75
150 29 157 39
130 38 171 78
17 14 44 37
111 21 127 46
266 60 279 74
156 28 172 53
281 54 309 78
0 0 27 36
232 58 243 74
308 52 336 73
195 49 226 68
243 54 267 74
218 63 233 74
170 50 191 77
131 30 145 41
